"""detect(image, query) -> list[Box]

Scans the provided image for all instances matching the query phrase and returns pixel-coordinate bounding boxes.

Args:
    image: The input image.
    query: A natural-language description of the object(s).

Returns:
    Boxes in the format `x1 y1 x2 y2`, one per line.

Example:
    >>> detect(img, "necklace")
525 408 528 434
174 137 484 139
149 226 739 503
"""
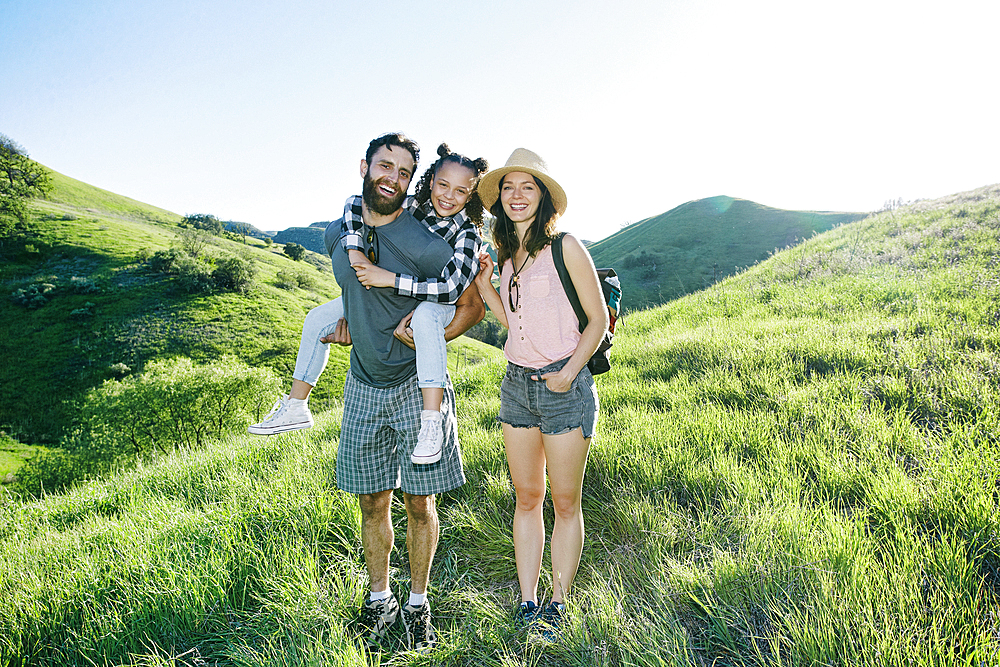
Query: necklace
508 249 531 312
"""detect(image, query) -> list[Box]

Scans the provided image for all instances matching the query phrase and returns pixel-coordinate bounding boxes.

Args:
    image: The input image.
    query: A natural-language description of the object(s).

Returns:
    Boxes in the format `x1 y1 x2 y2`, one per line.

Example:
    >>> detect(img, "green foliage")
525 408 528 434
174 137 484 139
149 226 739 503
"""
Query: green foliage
64 356 282 471
274 268 317 291
10 281 55 308
0 134 52 237
212 255 257 294
283 242 306 261
176 227 211 258
182 213 224 235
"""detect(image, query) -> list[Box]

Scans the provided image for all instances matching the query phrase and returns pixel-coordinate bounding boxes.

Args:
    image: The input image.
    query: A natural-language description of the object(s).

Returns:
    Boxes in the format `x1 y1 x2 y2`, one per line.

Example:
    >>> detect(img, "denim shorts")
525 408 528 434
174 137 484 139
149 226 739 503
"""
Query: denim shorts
498 357 599 439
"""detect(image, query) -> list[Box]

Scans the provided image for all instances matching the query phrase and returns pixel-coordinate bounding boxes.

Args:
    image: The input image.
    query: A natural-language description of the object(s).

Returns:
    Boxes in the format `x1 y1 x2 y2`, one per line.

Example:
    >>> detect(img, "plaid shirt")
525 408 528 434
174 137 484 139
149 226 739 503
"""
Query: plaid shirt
339 195 481 304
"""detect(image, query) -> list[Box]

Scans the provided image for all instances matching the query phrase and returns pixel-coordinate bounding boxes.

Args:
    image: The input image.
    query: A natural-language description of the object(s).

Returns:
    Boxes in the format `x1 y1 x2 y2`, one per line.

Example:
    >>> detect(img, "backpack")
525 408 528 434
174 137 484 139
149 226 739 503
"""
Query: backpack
551 233 621 375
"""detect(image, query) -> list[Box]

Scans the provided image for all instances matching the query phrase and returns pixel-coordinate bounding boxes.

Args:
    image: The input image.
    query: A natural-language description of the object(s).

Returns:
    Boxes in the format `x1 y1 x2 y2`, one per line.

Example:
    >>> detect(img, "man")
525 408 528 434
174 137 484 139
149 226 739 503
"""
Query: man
323 133 484 651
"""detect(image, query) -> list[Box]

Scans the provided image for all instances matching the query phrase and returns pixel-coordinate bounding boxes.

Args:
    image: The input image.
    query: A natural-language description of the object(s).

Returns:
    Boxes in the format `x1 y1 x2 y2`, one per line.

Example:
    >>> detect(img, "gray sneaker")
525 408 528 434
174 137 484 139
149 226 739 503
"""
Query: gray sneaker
353 595 400 648
248 395 313 435
401 601 436 651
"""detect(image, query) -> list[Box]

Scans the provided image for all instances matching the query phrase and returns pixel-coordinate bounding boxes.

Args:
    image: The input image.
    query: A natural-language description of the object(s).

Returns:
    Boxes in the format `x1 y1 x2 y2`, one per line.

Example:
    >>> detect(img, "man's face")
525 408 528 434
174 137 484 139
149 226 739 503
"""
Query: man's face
361 145 415 216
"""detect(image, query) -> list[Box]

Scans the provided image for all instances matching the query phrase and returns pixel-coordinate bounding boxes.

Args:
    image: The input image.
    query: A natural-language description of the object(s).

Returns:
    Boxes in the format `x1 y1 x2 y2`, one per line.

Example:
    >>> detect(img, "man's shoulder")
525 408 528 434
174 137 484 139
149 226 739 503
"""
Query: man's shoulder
324 217 345 257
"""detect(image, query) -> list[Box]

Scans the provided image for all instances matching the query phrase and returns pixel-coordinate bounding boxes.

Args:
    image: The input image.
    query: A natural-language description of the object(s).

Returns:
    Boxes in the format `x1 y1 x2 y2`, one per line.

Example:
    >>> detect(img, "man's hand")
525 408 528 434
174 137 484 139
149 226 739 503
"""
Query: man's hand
320 317 351 346
393 310 416 350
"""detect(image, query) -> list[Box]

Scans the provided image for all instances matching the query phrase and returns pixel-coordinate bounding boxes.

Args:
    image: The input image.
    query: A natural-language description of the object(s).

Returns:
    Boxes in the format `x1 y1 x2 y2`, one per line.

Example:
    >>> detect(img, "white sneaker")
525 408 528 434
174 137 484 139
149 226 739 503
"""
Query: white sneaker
411 410 443 464
247 395 313 435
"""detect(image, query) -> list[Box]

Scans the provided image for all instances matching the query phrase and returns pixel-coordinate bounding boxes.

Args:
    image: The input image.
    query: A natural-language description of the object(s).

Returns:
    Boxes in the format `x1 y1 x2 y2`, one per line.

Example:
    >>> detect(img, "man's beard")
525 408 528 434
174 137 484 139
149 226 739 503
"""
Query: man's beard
362 173 406 216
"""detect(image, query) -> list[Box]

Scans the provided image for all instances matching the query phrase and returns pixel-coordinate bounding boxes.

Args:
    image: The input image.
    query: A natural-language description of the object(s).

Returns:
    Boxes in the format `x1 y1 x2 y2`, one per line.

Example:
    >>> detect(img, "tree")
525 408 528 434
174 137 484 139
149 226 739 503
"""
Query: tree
283 242 306 261
1 134 52 238
183 213 224 234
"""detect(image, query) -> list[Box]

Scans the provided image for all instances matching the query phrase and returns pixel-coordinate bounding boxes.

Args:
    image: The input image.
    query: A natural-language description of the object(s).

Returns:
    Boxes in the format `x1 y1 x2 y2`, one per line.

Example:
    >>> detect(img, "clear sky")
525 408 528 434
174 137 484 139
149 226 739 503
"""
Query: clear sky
2 0 997 242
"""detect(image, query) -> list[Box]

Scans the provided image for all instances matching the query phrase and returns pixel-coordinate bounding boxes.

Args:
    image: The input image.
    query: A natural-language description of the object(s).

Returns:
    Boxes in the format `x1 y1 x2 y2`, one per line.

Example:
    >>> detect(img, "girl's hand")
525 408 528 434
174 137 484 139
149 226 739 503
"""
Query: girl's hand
352 263 396 289
538 370 573 393
474 251 496 289
347 249 371 268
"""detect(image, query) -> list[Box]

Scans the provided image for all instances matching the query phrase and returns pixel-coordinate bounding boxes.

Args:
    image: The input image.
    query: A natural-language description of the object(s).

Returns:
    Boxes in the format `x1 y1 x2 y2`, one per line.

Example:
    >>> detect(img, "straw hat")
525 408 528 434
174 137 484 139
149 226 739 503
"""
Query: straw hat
478 148 567 216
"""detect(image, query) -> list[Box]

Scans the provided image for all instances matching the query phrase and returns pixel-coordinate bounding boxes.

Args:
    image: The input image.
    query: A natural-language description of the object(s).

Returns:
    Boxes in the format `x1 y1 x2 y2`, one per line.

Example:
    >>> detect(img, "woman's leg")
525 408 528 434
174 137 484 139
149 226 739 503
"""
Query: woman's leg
503 423 547 604
411 302 455 412
541 428 591 604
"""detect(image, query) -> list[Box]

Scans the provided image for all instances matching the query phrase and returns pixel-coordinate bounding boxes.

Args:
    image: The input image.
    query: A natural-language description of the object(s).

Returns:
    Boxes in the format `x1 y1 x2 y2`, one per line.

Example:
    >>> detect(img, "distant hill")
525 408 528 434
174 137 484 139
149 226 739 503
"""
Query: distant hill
588 196 867 310
273 226 326 254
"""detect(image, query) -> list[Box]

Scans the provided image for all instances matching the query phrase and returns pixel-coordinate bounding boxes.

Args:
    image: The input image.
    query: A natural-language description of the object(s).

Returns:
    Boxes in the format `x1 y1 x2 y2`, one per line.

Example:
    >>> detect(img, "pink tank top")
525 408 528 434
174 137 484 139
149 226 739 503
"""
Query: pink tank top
500 244 581 368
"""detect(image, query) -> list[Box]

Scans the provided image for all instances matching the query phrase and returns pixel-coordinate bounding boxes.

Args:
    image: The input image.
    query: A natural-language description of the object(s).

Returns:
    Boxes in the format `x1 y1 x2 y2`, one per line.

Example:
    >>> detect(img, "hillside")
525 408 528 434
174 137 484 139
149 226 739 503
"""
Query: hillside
1 184 997 665
588 196 867 309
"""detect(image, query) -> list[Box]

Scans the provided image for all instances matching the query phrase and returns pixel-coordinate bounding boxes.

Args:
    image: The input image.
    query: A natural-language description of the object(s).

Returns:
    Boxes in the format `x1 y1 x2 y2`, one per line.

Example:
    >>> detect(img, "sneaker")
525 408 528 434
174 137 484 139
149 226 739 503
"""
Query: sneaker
401 601 436 651
411 410 443 464
514 600 541 629
353 595 400 648
538 601 565 641
247 395 313 435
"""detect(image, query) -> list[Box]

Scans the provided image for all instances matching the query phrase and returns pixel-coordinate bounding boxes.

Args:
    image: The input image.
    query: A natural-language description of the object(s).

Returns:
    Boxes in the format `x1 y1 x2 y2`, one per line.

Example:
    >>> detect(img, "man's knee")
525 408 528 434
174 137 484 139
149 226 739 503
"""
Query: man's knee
403 493 437 523
359 490 392 521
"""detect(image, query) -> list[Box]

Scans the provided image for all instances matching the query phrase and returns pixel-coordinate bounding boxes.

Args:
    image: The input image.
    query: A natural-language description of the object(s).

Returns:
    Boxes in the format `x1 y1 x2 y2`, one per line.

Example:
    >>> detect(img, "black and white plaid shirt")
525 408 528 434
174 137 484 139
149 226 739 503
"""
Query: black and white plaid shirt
339 195 482 304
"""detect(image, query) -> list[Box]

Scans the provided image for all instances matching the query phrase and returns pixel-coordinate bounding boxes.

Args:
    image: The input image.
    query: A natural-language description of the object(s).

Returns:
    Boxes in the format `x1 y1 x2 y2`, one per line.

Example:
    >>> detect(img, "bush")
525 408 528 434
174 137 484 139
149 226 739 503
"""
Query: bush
148 247 183 273
69 276 99 294
283 242 306 261
11 449 90 498
65 356 282 469
70 302 95 318
213 255 256 293
11 282 55 308
274 269 316 291
174 255 214 293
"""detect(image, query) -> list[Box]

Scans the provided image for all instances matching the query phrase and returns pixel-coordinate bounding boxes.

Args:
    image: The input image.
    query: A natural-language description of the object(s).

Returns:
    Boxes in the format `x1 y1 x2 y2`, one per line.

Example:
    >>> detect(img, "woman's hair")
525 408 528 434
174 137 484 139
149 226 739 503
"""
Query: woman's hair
413 143 490 228
489 175 561 267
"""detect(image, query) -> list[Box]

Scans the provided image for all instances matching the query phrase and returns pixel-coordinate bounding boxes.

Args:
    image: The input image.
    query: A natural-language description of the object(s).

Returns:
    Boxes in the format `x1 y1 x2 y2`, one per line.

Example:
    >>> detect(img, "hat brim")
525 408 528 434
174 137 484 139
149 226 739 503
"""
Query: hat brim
479 166 568 217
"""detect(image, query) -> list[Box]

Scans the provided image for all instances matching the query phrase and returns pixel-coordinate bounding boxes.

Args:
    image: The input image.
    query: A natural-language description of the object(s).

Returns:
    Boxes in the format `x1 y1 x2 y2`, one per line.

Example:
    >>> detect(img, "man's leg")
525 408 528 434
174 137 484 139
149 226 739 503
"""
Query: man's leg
359 489 394 592
402 492 439 595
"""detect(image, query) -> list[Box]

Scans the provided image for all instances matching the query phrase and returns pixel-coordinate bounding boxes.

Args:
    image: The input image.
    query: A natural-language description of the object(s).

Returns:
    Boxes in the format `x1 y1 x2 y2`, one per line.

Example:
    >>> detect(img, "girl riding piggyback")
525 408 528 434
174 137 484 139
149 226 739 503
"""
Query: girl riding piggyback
249 143 489 465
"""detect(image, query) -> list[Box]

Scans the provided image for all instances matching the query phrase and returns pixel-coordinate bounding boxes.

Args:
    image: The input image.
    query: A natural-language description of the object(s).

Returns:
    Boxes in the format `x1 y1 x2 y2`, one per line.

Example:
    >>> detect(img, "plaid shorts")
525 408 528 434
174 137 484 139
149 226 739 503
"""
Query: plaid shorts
337 371 465 496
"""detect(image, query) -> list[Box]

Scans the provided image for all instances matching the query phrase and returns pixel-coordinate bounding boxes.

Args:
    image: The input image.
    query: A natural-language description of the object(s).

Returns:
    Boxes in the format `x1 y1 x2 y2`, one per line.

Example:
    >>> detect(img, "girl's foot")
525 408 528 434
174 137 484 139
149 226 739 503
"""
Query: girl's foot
248 395 314 435
411 410 443 464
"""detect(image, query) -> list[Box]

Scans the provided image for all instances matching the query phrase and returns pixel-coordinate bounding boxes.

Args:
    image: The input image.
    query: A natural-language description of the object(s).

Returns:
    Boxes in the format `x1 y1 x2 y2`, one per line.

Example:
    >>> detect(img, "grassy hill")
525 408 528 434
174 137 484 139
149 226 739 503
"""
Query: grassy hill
0 166 491 453
588 196 867 310
1 184 997 665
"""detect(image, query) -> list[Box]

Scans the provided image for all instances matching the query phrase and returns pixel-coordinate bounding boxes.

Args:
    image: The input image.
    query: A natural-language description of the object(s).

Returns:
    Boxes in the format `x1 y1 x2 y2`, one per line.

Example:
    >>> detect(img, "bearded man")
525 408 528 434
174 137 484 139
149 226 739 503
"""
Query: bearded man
322 133 484 651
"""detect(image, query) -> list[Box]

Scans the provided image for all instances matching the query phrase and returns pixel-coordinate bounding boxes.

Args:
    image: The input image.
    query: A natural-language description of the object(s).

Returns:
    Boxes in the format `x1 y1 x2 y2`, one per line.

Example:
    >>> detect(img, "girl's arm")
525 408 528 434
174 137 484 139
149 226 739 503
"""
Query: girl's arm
393 218 481 303
474 250 509 330
540 234 608 392
339 194 418 252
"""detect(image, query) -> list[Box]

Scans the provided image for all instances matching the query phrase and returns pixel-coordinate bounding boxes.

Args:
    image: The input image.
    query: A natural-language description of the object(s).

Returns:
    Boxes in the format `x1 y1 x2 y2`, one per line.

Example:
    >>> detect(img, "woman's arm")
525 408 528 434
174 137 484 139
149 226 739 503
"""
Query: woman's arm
540 234 608 392
473 250 509 330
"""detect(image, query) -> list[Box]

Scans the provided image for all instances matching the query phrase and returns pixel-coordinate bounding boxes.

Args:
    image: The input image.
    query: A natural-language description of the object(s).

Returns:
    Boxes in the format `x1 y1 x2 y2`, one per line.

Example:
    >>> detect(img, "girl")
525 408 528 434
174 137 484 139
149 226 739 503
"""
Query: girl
250 144 488 465
473 148 608 635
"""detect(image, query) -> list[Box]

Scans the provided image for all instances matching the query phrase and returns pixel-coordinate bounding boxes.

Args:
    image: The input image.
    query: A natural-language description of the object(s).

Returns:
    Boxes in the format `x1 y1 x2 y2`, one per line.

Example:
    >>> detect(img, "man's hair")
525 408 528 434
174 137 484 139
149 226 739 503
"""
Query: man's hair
365 132 420 167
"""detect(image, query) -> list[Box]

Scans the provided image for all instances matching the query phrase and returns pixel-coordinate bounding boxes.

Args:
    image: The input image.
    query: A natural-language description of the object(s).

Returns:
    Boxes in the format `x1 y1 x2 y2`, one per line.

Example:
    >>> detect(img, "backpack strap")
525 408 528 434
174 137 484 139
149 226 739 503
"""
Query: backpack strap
551 232 588 333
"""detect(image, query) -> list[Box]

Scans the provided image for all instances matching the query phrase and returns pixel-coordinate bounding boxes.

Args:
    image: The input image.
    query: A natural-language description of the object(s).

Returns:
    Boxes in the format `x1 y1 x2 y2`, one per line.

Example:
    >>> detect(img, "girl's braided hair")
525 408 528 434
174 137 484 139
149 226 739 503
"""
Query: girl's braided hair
413 143 489 229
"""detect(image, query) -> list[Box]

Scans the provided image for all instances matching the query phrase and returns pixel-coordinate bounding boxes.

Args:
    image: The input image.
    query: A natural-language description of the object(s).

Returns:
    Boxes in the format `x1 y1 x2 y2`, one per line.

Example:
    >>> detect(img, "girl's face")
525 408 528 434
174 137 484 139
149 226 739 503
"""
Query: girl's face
430 161 477 218
500 172 541 224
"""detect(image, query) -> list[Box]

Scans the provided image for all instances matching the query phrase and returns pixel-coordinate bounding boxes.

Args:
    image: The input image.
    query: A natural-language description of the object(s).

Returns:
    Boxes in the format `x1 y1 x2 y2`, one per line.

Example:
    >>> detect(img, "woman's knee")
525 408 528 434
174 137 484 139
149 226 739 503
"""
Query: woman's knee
514 485 546 513
549 491 582 521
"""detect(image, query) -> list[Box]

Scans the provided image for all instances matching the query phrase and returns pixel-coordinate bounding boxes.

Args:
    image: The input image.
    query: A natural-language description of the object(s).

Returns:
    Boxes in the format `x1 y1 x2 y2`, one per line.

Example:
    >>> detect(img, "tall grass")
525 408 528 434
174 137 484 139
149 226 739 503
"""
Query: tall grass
2 195 999 665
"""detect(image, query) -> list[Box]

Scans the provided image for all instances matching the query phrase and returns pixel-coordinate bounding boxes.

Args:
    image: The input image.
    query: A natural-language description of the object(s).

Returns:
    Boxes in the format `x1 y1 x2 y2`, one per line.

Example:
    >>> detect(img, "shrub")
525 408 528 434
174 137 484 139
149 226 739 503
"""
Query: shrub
274 269 316 291
65 356 282 469
11 449 90 498
212 255 256 293
283 242 306 261
69 276 99 294
11 282 55 308
70 302 95 318
148 247 183 273
174 255 214 293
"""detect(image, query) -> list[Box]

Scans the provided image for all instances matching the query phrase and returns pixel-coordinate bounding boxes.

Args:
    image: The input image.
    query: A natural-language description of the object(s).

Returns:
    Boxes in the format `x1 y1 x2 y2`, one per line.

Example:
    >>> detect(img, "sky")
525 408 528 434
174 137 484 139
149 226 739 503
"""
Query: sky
2 0 997 242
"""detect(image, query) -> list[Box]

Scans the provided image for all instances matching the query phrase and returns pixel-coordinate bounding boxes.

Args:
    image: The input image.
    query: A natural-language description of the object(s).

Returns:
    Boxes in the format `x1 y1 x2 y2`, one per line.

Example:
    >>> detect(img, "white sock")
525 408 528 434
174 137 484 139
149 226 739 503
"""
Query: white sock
420 409 442 422
369 589 391 603
288 397 307 406
407 591 427 608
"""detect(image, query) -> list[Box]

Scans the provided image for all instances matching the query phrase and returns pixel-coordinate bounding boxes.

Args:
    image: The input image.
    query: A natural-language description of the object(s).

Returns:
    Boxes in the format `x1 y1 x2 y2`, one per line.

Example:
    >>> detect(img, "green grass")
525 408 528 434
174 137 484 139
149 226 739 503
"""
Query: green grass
2 187 998 664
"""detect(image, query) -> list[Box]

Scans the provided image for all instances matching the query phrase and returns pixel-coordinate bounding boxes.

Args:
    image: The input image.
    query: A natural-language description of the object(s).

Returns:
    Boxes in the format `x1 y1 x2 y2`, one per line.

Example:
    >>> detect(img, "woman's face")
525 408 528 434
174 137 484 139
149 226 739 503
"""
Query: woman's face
430 161 476 218
500 172 541 224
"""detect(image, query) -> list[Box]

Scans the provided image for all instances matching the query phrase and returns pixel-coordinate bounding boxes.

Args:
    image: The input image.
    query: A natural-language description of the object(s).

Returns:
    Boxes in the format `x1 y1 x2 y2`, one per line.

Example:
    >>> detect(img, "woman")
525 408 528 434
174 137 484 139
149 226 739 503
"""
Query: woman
474 148 608 634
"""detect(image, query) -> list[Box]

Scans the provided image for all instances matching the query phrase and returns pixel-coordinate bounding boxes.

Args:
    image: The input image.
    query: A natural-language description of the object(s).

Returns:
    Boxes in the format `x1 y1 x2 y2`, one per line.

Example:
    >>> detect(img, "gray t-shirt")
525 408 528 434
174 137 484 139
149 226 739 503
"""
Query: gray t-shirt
326 210 453 388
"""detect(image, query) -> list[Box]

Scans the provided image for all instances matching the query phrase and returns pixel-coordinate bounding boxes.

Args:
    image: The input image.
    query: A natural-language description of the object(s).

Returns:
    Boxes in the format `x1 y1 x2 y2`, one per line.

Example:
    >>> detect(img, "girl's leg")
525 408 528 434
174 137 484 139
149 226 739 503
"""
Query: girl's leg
540 428 591 604
291 297 345 394
502 423 547 604
411 302 455 412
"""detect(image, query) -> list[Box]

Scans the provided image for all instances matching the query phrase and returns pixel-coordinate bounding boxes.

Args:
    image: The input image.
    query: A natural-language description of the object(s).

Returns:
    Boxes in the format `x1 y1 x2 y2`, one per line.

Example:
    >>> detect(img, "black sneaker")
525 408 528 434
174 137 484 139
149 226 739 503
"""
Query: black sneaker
515 600 541 629
401 602 436 651
539 601 565 641
353 595 399 648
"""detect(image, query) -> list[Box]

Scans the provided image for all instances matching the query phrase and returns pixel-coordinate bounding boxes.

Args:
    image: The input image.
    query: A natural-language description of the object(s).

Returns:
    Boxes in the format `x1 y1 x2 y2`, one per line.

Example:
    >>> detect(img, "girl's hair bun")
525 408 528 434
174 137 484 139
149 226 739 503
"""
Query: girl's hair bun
473 157 489 174
436 143 451 158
